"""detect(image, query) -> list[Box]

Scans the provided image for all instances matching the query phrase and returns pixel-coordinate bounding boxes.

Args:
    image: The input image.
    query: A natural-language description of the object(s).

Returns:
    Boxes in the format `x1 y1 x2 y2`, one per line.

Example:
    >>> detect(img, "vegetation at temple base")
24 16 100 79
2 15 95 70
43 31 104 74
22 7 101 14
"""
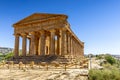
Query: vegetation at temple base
89 54 120 80
4 52 13 60
89 68 120 80
0 52 13 61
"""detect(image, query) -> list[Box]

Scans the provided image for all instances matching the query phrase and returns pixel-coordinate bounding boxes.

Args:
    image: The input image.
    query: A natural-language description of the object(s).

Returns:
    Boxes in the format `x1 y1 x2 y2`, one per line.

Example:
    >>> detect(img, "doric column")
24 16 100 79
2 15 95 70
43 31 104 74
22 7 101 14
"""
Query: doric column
67 33 70 54
60 29 66 56
58 30 62 55
50 30 55 55
72 39 74 57
22 33 27 56
14 34 19 57
77 43 79 56
35 37 39 55
74 41 76 57
40 30 46 55
72 39 75 56
28 38 31 55
64 31 67 55
30 32 35 55
44 36 49 55
73 39 76 57
76 43 78 56
66 31 69 55
57 35 60 55
38 37 41 55
81 43 84 56
69 35 72 55
71 37 73 57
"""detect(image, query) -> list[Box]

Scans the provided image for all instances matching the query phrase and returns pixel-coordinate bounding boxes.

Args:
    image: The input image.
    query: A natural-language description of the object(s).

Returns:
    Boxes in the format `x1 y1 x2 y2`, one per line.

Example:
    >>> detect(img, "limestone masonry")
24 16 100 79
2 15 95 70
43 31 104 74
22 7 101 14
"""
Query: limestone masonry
13 13 84 58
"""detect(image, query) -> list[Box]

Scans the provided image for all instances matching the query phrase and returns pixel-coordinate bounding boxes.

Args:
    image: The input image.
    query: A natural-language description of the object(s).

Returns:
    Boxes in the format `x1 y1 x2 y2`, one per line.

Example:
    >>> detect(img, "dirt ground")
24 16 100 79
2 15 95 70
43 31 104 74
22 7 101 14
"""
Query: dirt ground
0 64 88 80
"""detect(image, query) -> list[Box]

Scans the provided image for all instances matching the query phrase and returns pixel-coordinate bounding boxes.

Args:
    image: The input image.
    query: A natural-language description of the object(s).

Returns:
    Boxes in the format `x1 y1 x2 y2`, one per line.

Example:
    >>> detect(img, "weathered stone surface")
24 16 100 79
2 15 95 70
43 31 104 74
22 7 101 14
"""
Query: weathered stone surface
13 13 84 60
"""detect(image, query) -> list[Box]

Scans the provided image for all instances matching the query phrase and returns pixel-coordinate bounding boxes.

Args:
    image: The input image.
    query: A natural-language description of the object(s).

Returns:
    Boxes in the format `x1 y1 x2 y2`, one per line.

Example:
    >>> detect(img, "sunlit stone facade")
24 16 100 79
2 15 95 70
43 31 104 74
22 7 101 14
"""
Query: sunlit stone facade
13 13 84 58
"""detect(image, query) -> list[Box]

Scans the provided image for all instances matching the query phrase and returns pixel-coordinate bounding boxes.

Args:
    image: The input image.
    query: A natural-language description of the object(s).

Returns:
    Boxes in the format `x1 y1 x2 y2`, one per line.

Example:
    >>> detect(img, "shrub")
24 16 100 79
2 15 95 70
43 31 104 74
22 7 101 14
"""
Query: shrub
89 69 120 80
89 69 103 80
96 54 104 59
4 52 14 60
105 54 116 65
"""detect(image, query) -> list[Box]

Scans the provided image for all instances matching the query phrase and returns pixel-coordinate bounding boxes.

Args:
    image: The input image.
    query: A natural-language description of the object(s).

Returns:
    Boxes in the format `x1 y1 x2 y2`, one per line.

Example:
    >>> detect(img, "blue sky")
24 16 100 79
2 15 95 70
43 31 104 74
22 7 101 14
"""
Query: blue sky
0 0 120 55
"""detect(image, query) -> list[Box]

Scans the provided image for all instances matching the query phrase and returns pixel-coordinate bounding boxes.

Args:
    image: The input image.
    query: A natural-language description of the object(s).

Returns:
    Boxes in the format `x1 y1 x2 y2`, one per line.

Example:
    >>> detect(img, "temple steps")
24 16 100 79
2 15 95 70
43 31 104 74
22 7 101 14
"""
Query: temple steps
8 55 70 64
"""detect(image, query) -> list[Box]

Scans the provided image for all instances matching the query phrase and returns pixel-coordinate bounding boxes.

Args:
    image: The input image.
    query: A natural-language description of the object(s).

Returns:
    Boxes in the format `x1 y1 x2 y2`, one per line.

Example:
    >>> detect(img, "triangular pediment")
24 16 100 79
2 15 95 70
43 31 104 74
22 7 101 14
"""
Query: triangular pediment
14 13 67 26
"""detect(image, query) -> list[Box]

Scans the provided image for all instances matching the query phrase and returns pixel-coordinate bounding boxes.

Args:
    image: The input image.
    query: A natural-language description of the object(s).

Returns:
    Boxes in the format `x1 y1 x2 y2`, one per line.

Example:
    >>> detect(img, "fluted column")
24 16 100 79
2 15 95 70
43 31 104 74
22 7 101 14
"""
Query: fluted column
71 37 73 57
67 33 70 54
50 30 55 55
38 37 41 55
28 38 31 55
66 32 69 55
57 35 60 55
57 30 62 55
22 34 27 56
59 29 66 56
30 32 35 55
35 37 39 55
76 43 78 56
73 40 75 57
69 35 72 55
64 32 67 55
40 30 46 55
72 39 74 57
47 36 50 55
81 43 84 56
14 34 19 57
74 41 76 57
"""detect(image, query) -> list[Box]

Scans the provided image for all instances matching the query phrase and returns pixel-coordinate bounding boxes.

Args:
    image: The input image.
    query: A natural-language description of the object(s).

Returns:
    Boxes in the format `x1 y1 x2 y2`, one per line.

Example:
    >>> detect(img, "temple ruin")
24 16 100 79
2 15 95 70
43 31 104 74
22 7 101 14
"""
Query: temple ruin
13 13 84 62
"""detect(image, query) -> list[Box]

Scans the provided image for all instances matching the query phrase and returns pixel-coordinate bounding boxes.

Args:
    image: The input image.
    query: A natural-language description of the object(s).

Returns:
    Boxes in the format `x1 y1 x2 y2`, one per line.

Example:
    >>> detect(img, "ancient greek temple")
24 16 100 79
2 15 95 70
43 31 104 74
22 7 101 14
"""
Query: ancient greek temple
13 13 84 58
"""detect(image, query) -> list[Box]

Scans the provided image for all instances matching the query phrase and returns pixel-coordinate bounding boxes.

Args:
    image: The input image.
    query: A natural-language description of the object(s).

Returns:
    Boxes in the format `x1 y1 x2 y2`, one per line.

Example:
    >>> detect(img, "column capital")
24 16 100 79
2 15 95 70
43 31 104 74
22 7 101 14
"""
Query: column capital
49 29 56 33
28 37 31 40
61 27 67 31
21 33 27 37
39 30 45 34
30 32 36 35
14 33 20 37
66 30 70 35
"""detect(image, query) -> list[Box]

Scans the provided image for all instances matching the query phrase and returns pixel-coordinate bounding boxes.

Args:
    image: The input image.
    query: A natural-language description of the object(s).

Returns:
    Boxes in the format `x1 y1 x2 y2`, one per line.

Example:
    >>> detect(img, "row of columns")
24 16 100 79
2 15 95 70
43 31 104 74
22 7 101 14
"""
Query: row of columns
14 29 84 57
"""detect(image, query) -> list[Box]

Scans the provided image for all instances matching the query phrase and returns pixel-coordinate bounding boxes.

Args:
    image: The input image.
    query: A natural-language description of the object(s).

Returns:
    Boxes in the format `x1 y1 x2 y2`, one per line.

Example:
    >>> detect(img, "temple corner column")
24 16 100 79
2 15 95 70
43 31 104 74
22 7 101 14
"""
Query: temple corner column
14 34 20 57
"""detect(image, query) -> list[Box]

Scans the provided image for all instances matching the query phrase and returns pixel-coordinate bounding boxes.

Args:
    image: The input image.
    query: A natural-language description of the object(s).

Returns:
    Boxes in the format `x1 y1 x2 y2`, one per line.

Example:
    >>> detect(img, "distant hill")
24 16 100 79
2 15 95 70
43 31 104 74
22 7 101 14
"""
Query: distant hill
112 55 120 60
0 47 13 55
